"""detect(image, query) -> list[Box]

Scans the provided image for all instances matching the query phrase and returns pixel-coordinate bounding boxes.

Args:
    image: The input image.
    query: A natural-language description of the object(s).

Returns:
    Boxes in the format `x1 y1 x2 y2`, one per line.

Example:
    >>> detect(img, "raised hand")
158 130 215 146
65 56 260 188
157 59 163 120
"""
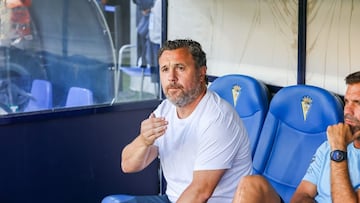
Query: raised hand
140 113 168 146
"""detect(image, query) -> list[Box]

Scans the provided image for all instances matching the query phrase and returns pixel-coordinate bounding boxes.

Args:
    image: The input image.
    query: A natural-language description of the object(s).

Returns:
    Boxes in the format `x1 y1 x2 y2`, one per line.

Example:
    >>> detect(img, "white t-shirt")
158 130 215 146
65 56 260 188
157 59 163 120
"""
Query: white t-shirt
154 90 252 203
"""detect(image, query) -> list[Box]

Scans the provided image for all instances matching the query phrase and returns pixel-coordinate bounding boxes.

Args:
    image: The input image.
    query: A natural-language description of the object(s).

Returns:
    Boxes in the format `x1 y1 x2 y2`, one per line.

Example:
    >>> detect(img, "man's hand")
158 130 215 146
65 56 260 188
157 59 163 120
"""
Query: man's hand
121 113 167 173
327 123 353 150
140 113 168 146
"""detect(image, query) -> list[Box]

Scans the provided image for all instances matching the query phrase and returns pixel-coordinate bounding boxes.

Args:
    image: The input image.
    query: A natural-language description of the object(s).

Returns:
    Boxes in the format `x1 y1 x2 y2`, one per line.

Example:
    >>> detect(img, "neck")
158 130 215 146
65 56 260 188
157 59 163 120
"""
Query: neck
176 89 206 119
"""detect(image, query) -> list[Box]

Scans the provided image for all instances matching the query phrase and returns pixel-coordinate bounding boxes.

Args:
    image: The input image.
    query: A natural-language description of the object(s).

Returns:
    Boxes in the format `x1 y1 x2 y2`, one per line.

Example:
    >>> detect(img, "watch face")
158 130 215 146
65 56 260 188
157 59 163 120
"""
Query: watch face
331 150 347 162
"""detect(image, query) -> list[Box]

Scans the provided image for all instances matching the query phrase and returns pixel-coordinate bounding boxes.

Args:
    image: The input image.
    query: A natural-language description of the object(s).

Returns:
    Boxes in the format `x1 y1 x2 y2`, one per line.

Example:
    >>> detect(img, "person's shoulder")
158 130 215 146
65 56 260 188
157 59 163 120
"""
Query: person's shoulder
206 90 237 111
206 89 223 102
204 90 241 120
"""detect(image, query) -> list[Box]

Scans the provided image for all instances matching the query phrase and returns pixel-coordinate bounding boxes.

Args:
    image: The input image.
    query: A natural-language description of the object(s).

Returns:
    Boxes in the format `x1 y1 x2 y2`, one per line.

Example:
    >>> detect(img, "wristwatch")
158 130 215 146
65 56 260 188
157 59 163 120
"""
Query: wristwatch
330 150 347 162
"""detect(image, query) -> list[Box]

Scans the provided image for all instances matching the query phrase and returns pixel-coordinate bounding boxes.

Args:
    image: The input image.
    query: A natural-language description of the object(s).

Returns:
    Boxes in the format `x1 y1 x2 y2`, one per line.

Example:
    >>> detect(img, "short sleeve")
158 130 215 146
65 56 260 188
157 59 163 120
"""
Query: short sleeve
302 142 328 185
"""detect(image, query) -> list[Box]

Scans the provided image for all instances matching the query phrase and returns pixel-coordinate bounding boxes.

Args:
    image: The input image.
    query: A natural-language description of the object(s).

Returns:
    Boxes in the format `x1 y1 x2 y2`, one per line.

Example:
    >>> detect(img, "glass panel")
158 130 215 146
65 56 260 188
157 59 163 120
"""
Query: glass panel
167 0 299 88
306 0 360 95
0 0 162 115
0 0 115 115
112 0 161 103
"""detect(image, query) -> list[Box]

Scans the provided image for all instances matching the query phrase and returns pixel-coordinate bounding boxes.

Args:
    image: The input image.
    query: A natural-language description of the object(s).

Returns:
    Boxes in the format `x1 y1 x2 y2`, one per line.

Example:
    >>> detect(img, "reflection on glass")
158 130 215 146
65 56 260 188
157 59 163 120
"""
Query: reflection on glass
0 0 165 115
114 0 161 103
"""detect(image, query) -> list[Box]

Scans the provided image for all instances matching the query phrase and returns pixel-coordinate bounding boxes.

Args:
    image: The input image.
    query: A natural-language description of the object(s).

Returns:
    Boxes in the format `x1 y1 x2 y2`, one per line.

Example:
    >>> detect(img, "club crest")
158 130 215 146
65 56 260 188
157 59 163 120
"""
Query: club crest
232 85 241 106
301 96 312 121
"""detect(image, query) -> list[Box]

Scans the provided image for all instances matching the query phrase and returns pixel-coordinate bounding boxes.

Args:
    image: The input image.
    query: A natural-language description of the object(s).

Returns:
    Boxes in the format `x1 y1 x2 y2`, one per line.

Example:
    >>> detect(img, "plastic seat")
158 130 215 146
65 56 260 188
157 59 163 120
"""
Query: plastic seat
101 167 165 203
24 79 53 111
252 85 344 202
208 74 270 157
65 87 94 107
101 194 135 203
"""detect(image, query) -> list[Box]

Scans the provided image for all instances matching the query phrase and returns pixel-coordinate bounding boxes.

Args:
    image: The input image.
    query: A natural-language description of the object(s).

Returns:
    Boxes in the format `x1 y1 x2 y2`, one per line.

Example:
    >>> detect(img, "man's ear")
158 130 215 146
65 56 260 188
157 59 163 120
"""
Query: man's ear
199 66 207 84
200 66 207 77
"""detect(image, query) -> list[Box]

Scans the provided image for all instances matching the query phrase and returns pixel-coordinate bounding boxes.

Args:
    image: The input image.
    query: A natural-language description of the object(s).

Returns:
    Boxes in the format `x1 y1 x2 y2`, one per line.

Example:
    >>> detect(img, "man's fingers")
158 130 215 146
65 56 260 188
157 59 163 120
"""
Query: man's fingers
353 131 360 141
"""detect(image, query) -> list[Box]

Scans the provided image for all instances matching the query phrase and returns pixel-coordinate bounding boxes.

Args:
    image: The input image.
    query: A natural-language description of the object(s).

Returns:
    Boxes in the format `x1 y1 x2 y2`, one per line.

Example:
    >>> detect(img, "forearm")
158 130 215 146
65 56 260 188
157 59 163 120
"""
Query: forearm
176 170 224 203
121 135 156 173
331 161 358 203
176 184 211 203
291 194 316 203
327 124 358 202
290 180 317 203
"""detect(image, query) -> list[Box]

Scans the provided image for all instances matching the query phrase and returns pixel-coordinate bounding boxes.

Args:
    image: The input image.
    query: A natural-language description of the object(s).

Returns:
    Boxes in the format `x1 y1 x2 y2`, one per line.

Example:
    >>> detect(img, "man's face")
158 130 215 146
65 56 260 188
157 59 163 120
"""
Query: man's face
158 48 206 107
344 83 360 136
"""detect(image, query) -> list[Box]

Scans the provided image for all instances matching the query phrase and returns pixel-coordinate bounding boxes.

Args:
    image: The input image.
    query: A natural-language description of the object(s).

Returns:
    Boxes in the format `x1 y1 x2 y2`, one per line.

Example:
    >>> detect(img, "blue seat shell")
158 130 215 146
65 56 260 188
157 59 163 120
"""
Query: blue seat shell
252 84 344 202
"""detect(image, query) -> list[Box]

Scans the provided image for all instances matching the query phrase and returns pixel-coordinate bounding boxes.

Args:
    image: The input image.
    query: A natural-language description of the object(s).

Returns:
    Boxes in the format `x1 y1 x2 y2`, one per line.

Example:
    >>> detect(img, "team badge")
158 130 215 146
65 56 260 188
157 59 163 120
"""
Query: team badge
232 85 241 106
301 96 312 121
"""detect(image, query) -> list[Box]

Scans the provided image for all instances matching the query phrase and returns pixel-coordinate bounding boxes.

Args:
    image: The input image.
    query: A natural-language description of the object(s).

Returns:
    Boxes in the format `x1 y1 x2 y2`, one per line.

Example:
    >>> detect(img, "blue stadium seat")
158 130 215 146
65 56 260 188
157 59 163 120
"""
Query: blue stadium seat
209 74 270 157
65 87 94 107
252 85 344 202
101 194 135 203
24 79 53 111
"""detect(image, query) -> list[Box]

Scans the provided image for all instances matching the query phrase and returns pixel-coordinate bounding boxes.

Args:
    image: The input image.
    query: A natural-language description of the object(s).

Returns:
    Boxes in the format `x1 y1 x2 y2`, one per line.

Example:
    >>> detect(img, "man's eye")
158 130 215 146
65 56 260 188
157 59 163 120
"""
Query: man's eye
178 66 185 71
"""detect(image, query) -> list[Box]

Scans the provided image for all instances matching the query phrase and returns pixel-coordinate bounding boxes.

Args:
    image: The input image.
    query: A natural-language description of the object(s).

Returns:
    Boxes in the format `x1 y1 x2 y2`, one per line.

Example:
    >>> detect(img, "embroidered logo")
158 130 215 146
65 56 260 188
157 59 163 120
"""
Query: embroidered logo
301 96 312 121
232 85 241 107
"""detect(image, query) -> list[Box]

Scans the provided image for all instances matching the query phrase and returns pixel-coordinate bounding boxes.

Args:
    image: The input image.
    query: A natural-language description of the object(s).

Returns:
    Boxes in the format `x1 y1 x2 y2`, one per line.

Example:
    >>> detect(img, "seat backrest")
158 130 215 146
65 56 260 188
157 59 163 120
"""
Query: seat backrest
252 85 344 202
65 87 94 107
24 79 53 111
209 74 270 157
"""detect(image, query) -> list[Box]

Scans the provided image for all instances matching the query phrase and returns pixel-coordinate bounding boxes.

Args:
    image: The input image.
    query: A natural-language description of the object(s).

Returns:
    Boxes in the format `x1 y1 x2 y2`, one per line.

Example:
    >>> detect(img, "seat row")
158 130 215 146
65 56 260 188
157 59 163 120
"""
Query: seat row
24 79 94 112
209 74 343 202
102 74 344 203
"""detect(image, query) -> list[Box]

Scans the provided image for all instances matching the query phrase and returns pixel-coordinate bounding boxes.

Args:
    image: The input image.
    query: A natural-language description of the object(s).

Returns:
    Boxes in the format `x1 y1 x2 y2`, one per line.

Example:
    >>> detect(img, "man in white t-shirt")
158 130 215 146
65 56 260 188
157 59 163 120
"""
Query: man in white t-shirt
121 39 252 203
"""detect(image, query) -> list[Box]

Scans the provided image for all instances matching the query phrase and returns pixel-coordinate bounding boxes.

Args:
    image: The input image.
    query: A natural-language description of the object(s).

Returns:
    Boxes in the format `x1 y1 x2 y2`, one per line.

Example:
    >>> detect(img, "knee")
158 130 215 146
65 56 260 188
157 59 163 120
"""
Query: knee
237 175 267 191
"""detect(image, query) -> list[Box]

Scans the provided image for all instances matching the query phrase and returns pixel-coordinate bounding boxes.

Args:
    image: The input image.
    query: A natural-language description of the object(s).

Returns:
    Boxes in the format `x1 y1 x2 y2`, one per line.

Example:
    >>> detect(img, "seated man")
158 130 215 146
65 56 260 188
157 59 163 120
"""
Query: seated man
122 39 252 203
232 71 360 203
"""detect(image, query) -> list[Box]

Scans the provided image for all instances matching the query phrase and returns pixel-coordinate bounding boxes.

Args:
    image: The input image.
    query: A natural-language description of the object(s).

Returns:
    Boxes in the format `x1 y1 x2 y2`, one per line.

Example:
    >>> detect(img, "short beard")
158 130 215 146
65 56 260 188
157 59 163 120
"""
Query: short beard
350 125 360 140
166 82 204 108
345 114 360 139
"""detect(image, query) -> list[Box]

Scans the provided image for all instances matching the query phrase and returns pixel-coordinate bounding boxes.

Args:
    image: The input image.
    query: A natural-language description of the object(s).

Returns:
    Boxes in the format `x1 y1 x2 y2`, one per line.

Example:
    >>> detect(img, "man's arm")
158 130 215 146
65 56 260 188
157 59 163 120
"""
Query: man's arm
331 160 358 203
176 169 226 203
121 113 167 173
328 123 359 203
121 135 159 173
291 180 317 203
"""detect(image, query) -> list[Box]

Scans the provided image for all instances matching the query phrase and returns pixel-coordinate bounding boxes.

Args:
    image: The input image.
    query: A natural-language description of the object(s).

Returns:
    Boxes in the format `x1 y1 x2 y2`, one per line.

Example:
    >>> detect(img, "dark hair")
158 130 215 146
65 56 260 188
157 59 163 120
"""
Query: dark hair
345 71 360 85
158 39 207 69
